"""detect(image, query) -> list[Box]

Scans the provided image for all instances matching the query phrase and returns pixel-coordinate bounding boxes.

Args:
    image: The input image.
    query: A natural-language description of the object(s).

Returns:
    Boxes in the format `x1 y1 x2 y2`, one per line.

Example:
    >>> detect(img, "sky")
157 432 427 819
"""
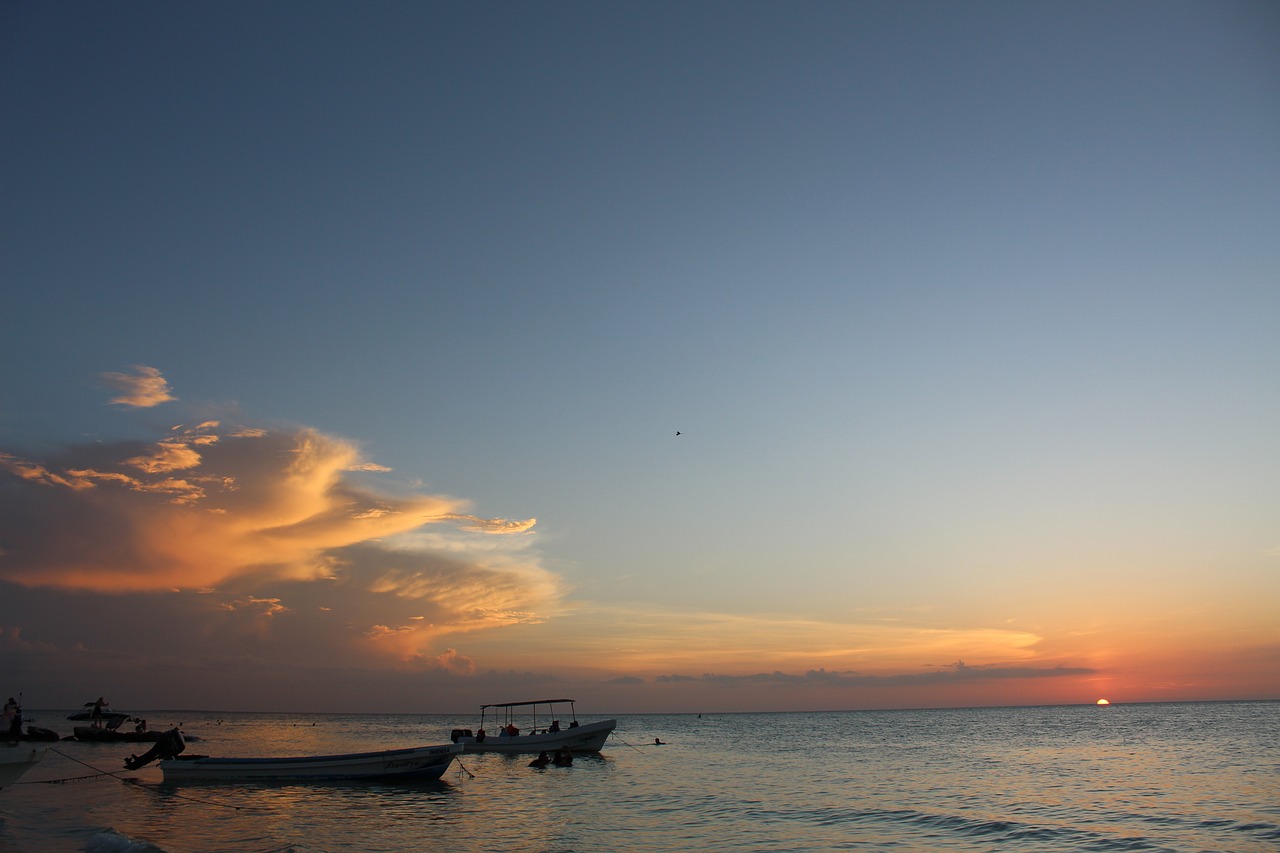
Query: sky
1 1 1277 715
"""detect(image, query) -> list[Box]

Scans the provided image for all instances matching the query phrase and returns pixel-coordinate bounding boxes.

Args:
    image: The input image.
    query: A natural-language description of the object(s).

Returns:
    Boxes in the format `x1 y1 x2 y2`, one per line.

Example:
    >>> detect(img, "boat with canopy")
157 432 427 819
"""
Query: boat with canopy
449 699 615 754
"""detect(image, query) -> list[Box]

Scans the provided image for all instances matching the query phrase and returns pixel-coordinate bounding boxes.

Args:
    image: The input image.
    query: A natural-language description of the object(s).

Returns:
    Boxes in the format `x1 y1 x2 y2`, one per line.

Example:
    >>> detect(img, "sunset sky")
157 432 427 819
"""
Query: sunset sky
2 1 1277 714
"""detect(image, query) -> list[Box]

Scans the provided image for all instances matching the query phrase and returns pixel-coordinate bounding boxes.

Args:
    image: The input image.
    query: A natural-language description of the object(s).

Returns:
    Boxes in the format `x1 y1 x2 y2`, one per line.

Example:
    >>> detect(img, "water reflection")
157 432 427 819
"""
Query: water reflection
1 703 1274 852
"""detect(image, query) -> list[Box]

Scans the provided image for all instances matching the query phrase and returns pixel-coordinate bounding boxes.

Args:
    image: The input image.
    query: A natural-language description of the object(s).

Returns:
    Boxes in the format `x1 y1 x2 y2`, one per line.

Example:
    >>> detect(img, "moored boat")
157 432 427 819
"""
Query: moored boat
73 725 165 743
1 743 46 790
67 707 182 743
450 699 615 754
158 742 462 782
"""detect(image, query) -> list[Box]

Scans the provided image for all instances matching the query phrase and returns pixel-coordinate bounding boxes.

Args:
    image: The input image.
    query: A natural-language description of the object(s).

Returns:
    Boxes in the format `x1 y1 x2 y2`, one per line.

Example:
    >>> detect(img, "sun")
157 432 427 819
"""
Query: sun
1096 698 1110 705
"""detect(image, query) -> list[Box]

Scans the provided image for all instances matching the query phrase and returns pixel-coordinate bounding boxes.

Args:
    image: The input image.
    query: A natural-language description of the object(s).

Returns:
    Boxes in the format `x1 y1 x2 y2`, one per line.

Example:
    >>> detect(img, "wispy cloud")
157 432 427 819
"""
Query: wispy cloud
653 661 1094 689
472 604 1050 673
443 514 539 534
100 365 176 408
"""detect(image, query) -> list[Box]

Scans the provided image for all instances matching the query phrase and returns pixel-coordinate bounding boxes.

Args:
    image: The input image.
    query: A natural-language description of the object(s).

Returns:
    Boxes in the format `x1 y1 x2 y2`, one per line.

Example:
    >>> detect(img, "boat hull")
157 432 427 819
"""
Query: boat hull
0 744 46 790
73 726 163 742
454 718 616 754
158 743 461 782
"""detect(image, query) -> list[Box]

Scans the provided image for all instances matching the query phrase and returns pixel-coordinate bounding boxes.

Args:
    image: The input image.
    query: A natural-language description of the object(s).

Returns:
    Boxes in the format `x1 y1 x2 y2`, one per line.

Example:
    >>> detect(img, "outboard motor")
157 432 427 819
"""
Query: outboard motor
124 727 185 770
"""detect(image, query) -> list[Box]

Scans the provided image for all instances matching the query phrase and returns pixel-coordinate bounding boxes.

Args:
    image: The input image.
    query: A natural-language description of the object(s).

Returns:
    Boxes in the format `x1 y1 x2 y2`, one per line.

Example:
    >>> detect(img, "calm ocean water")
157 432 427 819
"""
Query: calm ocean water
1 702 1276 852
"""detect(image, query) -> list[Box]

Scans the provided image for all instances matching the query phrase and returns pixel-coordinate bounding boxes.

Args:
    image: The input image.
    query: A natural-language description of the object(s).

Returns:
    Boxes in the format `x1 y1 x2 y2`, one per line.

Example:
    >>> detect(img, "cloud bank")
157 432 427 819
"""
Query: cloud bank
0 368 559 692
653 661 1095 688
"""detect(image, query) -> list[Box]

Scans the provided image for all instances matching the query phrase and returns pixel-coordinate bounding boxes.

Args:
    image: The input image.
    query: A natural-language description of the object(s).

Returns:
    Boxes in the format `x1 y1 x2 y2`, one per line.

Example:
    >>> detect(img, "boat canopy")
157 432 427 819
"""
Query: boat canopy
480 699 576 709
477 699 582 729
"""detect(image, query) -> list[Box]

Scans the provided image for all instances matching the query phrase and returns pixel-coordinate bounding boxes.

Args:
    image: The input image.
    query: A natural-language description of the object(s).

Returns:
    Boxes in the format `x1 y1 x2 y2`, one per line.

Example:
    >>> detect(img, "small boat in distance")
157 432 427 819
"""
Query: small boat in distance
1 743 46 790
158 742 462 782
450 699 616 754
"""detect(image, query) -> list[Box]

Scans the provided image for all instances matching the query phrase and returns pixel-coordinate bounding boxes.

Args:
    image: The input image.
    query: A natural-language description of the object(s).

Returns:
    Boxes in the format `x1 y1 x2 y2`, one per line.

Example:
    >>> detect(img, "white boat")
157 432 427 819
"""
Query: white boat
158 742 462 782
1 743 46 790
450 699 616 754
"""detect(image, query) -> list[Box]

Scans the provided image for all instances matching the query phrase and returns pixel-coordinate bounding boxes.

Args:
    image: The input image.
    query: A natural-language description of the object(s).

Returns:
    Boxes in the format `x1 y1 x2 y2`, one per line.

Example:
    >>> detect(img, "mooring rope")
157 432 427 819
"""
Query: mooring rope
23 747 128 784
609 733 648 754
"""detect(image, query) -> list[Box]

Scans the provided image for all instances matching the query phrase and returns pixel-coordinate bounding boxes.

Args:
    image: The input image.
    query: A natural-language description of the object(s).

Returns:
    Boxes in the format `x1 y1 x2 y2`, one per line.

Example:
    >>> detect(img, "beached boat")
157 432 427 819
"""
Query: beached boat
1 743 46 790
450 699 616 754
158 742 462 782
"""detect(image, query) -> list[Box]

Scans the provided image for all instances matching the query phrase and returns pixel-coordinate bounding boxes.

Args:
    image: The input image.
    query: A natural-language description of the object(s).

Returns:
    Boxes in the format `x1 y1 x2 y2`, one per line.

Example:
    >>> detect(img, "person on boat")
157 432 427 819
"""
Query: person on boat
504 723 519 737
134 718 148 733
528 751 550 768
548 719 561 733
3 697 20 738
475 727 486 742
568 720 579 728
553 747 573 767
88 697 108 727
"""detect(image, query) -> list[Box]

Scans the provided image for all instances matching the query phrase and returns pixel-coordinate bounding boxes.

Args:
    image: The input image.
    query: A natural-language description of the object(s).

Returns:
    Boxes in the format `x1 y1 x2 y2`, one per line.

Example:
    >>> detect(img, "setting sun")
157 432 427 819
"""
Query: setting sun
1096 698 1111 705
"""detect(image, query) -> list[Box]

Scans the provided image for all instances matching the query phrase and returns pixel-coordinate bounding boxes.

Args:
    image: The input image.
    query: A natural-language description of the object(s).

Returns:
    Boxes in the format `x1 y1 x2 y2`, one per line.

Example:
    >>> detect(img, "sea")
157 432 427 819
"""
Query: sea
1 701 1276 852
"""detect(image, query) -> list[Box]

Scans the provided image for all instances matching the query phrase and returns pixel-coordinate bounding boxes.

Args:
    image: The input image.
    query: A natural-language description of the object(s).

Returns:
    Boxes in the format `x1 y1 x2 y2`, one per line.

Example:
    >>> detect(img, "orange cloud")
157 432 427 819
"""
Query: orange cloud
0 375 558 673
470 604 1047 674
100 365 175 408
442 514 539 534
0 426 544 596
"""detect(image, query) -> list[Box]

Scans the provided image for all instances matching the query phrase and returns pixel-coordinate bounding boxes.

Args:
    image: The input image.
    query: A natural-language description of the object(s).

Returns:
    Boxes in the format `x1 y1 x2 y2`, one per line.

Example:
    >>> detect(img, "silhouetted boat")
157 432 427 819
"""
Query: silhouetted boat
449 699 615 754
67 708 169 742
158 742 462 782
18 726 60 742
72 725 165 743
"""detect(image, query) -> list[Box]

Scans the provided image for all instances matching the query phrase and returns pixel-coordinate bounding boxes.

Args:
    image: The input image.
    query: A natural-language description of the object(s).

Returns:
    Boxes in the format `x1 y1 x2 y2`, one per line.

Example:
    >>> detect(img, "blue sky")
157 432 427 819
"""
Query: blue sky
1 1 1277 713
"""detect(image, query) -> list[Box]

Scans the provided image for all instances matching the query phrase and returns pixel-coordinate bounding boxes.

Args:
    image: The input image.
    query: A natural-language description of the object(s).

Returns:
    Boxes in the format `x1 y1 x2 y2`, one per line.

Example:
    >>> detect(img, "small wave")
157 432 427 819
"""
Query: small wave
1231 821 1280 840
818 806 1183 852
84 828 168 853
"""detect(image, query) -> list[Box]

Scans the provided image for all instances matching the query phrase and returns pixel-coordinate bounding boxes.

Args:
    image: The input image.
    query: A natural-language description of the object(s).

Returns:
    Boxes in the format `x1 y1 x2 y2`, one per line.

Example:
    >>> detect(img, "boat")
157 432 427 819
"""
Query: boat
449 699 616 754
16 726 60 742
72 725 165 743
67 709 172 742
1 743 46 790
158 742 463 782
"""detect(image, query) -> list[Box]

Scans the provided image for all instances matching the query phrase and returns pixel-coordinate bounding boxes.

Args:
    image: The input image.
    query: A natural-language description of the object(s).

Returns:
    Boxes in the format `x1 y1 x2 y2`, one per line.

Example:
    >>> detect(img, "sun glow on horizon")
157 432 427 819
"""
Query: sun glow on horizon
1096 698 1111 705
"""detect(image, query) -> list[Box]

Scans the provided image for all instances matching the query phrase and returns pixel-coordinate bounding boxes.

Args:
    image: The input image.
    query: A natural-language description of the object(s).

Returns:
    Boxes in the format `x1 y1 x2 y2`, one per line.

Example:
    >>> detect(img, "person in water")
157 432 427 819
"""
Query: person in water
529 751 550 768
654 737 665 745
553 747 573 767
